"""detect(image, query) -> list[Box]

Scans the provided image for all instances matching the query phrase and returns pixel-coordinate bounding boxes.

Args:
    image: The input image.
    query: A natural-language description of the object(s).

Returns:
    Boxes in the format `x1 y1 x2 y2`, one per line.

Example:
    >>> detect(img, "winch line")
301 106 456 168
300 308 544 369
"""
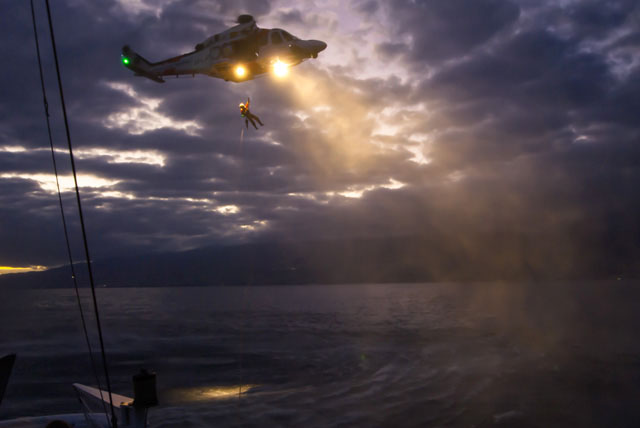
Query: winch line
29 1 110 420
43 1 118 426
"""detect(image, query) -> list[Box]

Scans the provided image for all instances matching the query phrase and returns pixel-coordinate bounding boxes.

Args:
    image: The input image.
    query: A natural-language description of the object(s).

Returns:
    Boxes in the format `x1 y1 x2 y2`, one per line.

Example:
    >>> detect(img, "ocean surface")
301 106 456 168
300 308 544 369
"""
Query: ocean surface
1 281 640 427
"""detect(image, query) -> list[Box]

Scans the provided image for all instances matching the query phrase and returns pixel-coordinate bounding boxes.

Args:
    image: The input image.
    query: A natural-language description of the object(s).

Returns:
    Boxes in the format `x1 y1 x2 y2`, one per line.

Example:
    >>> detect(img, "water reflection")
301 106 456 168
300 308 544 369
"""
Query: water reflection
166 385 258 402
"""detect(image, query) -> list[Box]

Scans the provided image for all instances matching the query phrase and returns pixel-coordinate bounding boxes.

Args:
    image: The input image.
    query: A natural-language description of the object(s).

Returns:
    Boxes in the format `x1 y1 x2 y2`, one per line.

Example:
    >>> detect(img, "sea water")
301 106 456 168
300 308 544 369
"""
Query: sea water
1 282 640 427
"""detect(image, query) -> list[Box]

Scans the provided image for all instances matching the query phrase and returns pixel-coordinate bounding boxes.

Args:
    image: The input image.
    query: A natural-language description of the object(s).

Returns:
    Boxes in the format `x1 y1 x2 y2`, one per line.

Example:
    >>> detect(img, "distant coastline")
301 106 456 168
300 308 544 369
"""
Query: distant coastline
1 237 636 289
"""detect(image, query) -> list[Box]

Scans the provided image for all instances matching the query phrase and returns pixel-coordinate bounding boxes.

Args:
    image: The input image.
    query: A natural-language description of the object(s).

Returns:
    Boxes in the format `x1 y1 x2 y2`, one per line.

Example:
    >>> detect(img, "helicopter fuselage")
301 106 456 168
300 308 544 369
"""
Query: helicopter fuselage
122 17 327 83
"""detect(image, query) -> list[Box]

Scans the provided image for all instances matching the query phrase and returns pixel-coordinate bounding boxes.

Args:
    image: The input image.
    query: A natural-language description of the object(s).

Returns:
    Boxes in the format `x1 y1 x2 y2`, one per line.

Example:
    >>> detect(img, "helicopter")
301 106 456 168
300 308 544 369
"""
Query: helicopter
121 15 327 83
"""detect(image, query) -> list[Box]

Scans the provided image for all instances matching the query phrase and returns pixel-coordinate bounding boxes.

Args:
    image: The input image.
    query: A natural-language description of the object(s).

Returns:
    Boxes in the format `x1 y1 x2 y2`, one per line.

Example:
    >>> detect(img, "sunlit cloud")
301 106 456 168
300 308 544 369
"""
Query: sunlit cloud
113 0 176 18
288 178 403 199
1 173 118 193
0 145 27 153
238 220 269 231
1 145 166 167
100 191 137 200
334 178 406 198
104 82 201 136
406 144 431 165
372 121 403 137
336 188 367 198
75 148 166 167
287 192 330 204
292 110 310 121
267 1 410 81
215 205 240 215
447 171 466 183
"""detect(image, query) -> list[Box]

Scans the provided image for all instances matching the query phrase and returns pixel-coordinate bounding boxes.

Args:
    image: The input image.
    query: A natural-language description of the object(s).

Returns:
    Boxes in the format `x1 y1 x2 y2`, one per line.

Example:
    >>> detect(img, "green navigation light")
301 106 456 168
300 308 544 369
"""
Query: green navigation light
122 56 130 65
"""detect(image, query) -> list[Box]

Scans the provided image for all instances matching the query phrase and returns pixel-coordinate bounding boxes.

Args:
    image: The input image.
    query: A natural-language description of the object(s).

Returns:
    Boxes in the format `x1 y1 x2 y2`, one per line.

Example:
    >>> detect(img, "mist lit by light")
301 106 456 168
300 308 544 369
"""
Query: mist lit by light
447 171 466 183
312 105 332 113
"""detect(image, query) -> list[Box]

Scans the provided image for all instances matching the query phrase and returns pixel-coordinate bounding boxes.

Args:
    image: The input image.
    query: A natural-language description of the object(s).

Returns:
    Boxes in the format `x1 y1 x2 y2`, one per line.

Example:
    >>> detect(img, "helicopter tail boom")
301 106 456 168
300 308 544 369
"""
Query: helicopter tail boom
121 45 165 83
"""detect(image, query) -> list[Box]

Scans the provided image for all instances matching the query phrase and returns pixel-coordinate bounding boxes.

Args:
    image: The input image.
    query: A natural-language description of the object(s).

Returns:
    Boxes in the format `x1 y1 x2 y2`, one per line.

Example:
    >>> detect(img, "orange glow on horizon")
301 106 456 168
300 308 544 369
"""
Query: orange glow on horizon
0 265 47 275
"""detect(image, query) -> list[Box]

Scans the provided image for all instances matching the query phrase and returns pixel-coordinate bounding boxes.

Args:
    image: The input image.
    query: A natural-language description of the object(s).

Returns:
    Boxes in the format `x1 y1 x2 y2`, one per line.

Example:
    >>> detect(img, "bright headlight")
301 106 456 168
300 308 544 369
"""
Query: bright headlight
235 65 247 78
273 60 289 77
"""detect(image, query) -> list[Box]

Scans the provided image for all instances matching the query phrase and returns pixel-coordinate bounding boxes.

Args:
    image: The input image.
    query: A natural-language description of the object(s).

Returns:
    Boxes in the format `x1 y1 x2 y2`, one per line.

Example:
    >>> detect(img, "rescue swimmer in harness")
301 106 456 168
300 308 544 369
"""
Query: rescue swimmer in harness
239 97 264 130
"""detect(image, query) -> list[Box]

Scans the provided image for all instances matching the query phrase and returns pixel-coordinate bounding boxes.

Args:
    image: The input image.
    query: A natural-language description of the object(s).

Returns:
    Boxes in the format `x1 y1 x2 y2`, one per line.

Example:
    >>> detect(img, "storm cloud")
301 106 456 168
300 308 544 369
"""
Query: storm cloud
1 0 639 278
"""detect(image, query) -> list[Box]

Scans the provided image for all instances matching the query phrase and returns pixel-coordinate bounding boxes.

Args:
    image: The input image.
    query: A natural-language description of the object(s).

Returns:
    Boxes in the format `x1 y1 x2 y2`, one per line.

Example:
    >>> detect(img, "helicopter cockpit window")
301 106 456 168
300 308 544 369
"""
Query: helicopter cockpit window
271 31 283 45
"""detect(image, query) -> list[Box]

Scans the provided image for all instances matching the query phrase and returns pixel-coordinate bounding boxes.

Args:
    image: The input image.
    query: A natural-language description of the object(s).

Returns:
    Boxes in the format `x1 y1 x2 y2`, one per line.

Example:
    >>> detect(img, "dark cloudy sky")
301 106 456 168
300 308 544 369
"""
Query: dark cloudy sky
1 0 639 273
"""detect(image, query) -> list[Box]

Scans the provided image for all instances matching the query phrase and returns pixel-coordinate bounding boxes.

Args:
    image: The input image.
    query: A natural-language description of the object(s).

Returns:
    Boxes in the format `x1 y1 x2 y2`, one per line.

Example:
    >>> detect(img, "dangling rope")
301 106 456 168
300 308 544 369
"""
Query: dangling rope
29 1 110 420
237 125 245 400
42 1 118 426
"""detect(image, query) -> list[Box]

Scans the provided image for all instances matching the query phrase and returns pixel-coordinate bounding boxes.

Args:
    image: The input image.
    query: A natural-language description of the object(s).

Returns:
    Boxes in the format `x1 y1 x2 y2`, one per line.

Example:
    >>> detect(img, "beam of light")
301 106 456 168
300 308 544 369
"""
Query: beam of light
0 265 46 275
272 60 289 78
234 65 247 78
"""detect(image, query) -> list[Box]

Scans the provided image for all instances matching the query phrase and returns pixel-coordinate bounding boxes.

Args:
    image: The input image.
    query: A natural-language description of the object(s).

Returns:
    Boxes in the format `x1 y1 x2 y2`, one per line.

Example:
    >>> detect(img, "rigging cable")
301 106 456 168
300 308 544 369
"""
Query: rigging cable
43 1 118 426
29 1 110 421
